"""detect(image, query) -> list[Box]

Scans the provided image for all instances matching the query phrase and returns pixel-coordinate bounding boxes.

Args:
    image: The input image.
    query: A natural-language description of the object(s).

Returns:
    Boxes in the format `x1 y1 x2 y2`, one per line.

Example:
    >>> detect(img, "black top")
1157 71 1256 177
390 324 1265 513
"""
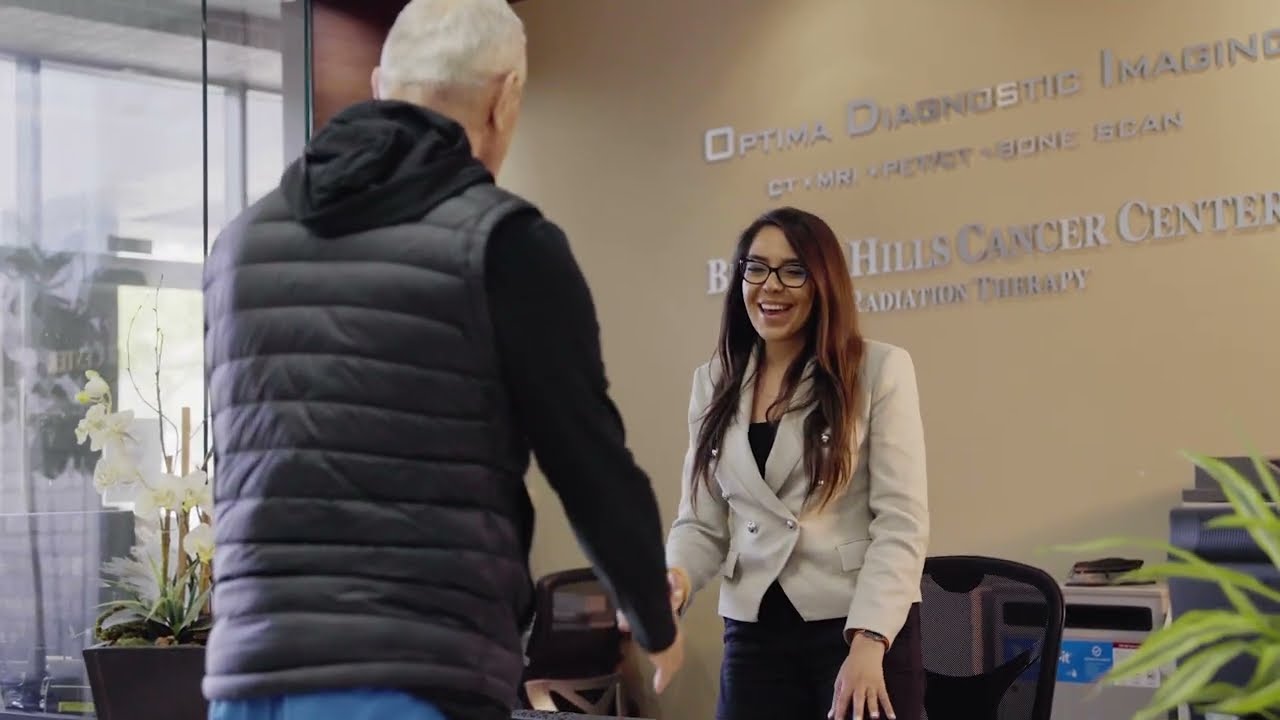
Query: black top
485 211 675 653
748 421 778 477
749 420 810 627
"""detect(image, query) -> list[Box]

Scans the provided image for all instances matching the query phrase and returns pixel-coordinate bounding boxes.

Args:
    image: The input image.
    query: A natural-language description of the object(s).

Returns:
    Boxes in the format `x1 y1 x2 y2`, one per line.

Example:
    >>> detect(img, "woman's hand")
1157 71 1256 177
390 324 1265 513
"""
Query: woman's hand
829 633 895 719
666 567 690 613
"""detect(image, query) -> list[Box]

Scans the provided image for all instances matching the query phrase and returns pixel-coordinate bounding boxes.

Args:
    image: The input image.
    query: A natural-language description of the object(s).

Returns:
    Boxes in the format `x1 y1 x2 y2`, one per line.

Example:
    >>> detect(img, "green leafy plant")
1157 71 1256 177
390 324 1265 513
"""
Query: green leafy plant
95 550 212 647
1060 452 1280 720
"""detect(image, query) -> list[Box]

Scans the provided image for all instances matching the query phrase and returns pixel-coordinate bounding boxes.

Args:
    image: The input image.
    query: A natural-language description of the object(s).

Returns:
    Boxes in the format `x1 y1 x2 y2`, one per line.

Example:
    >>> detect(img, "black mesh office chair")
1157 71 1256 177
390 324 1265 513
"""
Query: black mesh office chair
520 568 630 715
921 556 1065 720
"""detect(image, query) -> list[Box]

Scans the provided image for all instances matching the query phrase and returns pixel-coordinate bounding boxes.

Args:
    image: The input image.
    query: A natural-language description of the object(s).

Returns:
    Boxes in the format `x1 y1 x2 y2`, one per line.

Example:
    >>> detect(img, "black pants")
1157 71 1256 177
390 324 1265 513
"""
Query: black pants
717 583 925 720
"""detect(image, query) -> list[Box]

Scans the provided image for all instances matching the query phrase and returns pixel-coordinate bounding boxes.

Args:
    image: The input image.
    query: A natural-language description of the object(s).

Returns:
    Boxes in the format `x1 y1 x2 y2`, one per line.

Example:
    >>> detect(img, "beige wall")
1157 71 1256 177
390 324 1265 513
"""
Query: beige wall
504 1 1280 717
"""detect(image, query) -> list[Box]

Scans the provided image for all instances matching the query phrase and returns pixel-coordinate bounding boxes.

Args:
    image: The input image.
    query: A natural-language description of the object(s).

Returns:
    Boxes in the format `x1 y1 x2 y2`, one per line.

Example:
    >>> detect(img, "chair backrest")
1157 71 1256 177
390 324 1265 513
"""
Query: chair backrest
523 568 624 681
920 555 1065 720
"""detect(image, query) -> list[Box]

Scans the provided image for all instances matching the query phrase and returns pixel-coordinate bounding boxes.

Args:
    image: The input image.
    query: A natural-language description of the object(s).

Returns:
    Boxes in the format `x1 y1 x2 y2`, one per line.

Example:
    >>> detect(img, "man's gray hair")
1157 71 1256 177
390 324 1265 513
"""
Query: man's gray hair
377 0 526 94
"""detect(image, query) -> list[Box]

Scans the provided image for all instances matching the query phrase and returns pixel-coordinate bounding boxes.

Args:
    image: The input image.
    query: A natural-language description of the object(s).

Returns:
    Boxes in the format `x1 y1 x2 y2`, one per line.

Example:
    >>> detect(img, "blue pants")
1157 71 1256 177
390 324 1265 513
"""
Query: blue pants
209 690 447 720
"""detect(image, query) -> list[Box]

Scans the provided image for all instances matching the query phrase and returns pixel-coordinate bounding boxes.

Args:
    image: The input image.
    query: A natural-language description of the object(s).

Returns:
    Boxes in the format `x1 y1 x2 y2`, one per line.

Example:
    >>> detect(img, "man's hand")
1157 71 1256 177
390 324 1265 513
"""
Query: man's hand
614 568 688 693
647 622 684 693
616 568 689 632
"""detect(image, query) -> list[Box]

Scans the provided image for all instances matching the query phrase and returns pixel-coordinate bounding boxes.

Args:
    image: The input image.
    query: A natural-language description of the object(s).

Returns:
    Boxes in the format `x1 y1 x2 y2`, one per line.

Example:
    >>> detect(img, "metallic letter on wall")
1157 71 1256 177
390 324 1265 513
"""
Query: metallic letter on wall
845 99 879 138
704 127 734 163
706 259 730 295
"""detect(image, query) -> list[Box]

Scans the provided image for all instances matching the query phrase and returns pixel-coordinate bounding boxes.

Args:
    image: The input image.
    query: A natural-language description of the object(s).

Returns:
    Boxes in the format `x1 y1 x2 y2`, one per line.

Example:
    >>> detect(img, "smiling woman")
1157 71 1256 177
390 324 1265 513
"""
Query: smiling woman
740 232 816 354
665 207 930 720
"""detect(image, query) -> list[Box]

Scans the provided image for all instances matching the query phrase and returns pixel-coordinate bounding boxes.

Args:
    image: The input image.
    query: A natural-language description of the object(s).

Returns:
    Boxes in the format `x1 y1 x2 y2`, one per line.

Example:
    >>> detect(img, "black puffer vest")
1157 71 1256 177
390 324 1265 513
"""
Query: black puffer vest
202 101 534 719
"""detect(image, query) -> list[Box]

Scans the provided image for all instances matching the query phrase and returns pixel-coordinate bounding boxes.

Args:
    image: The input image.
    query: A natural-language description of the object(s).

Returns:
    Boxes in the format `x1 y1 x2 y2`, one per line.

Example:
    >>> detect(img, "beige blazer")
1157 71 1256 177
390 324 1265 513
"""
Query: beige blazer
665 340 929 646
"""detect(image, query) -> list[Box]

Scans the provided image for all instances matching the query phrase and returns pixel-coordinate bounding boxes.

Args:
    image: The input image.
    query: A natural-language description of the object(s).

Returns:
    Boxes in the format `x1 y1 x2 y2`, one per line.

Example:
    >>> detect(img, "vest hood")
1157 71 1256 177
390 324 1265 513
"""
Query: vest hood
280 100 493 238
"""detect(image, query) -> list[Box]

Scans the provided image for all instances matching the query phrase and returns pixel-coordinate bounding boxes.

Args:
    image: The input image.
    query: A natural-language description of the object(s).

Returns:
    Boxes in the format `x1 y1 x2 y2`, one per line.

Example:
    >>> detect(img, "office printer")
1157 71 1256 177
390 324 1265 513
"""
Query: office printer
1171 456 1280 720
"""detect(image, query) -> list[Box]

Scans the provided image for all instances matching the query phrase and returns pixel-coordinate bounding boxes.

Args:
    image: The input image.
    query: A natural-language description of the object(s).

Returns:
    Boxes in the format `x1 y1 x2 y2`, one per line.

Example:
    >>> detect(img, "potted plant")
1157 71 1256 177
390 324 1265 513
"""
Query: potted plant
1064 452 1280 720
73 343 213 719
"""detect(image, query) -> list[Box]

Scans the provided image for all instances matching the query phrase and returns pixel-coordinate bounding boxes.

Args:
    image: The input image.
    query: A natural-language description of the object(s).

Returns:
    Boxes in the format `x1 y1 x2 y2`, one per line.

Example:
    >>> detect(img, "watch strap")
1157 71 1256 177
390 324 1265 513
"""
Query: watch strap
853 628 890 650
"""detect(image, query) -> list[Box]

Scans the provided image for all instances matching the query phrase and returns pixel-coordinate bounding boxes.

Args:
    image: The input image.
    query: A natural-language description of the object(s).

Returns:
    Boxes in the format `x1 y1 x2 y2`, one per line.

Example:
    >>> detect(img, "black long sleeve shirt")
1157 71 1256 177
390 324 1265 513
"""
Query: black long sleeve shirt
484 209 676 653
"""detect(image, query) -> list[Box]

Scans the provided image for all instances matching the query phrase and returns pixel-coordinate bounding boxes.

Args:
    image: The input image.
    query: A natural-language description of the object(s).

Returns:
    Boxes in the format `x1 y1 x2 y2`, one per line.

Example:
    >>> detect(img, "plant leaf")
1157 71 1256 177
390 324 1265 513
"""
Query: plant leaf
98 607 146 628
1193 681 1249 703
1054 537 1280 606
1212 675 1280 714
1205 514 1280 535
1246 452 1280 504
1104 612 1263 686
1072 452 1280 720
1136 640 1252 719
179 586 212 634
1122 563 1258 614
1245 643 1280 689
94 598 149 612
1187 453 1280 570
1123 561 1269 621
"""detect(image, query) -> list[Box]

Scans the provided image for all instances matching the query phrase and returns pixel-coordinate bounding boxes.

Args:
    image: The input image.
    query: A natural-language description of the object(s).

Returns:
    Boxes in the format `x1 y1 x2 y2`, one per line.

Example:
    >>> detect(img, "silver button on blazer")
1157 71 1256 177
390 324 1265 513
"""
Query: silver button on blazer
665 340 929 646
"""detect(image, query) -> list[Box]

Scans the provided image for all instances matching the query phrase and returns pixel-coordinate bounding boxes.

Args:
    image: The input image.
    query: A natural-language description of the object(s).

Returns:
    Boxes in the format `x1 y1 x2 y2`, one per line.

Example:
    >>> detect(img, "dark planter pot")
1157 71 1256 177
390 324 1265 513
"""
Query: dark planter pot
82 645 207 720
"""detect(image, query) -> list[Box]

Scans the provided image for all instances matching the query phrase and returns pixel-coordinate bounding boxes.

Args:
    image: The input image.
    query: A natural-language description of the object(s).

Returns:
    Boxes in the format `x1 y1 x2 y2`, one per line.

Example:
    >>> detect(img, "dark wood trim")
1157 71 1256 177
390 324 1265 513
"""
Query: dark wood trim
309 1 405 128
308 1 530 129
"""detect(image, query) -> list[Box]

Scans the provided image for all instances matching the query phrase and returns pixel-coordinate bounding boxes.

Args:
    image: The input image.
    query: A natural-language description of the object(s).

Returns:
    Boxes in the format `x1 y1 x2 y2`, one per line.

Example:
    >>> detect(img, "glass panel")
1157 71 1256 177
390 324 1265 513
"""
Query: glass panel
113 285 208 488
0 0 294 715
205 5 287 533
0 56 14 245
247 89 287 207
212 1 288 242
39 65 224 264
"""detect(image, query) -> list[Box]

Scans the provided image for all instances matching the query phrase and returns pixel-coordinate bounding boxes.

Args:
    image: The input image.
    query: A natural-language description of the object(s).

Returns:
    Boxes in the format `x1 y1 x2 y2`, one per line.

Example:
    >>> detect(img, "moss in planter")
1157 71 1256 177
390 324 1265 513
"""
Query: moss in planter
94 604 149 645
93 604 213 647
114 636 152 648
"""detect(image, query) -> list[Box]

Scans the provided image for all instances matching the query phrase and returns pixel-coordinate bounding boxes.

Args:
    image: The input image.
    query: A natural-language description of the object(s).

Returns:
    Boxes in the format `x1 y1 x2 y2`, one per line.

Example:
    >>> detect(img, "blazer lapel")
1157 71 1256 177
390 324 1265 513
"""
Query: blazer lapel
765 408 806 492
765 357 816 494
719 353 798 521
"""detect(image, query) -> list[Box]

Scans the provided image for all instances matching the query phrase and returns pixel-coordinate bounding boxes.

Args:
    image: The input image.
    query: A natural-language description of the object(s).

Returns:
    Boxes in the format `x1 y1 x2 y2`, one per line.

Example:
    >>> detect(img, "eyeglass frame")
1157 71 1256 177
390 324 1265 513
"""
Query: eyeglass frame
738 258 811 288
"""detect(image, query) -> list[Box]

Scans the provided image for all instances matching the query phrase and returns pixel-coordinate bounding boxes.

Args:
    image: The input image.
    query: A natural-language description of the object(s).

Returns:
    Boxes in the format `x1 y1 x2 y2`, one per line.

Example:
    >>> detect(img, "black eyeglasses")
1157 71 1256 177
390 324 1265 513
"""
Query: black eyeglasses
740 259 810 288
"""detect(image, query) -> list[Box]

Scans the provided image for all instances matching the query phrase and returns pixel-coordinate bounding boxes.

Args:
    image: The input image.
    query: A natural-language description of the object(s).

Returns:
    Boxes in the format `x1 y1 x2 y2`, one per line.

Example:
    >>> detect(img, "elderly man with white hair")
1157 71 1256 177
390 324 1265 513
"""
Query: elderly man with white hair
200 1 684 718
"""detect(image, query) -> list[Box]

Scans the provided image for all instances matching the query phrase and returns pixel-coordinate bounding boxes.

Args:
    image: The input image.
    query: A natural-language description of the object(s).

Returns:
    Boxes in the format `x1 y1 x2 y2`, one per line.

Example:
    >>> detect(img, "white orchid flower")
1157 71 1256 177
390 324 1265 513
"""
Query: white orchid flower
179 469 213 513
133 473 184 520
75 403 107 445
88 410 134 452
92 452 142 493
184 523 215 564
76 403 134 451
75 370 111 405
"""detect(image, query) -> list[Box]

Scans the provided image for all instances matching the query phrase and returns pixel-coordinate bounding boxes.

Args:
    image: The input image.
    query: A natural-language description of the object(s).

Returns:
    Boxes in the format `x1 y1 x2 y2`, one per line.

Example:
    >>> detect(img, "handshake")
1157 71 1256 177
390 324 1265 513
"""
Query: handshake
616 568 691 694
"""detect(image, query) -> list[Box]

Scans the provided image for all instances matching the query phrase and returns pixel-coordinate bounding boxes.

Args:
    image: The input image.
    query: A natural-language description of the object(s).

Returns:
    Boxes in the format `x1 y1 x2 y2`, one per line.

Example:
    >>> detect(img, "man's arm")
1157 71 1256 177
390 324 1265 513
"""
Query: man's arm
665 364 731 601
485 210 676 653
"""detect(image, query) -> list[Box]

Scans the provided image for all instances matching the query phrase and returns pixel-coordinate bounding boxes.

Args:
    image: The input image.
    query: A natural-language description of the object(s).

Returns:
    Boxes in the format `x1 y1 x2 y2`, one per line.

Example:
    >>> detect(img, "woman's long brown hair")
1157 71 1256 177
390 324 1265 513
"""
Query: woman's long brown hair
691 208 864 511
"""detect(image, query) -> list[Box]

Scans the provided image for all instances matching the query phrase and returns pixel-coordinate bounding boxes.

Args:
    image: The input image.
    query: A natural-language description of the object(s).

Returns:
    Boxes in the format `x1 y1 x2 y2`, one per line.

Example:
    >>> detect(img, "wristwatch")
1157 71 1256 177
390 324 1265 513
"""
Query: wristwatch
852 628 890 651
